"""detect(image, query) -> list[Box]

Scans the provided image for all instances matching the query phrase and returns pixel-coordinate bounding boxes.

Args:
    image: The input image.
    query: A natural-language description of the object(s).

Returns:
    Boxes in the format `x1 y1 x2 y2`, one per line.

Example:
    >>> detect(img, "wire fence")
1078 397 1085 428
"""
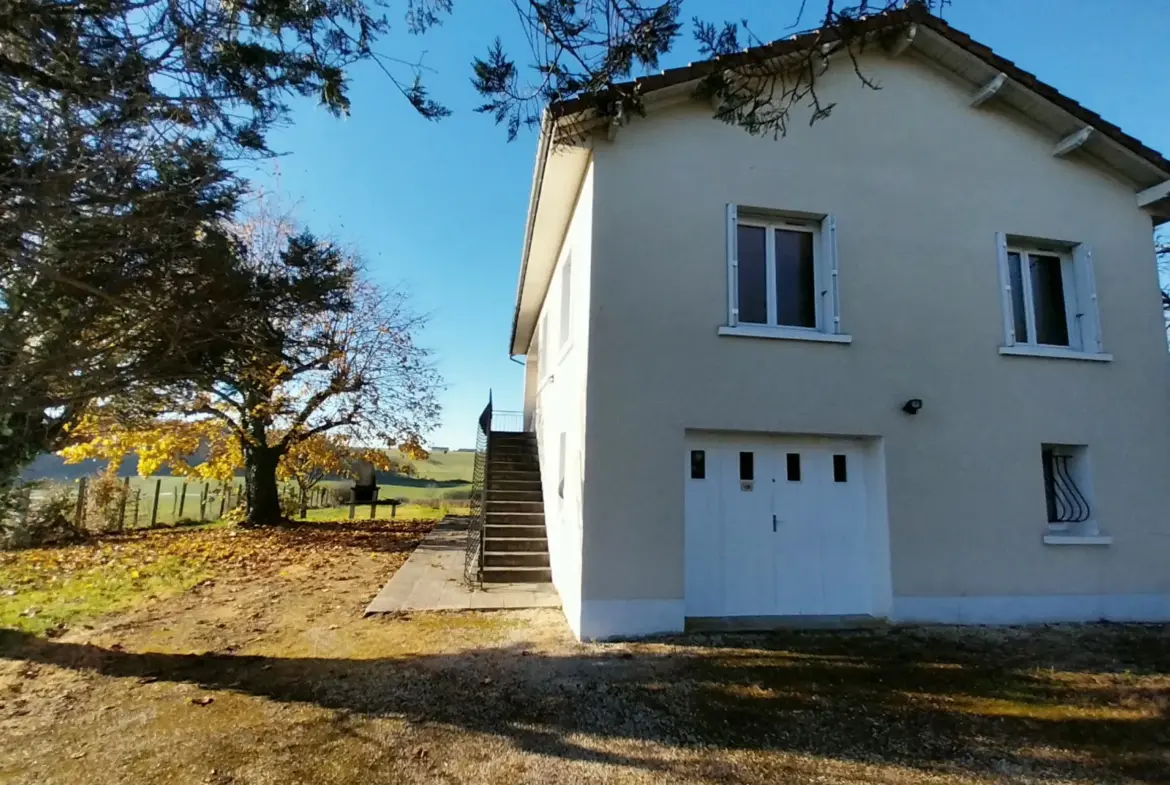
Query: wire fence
23 477 246 531
3 476 472 549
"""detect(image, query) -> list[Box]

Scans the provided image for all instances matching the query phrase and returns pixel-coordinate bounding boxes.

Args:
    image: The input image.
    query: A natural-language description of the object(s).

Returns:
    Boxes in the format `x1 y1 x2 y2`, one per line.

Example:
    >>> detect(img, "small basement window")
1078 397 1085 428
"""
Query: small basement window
1040 445 1109 544
1041 445 1090 528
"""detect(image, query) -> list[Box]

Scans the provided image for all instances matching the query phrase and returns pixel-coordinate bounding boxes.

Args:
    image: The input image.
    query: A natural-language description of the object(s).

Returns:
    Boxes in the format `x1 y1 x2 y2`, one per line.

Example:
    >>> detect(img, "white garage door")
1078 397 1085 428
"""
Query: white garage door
684 435 874 618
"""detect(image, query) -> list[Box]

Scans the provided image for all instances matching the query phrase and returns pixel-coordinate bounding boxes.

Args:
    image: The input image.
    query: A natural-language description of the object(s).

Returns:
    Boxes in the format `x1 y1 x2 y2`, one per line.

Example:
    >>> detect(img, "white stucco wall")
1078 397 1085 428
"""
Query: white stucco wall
528 162 593 636
578 53 1170 635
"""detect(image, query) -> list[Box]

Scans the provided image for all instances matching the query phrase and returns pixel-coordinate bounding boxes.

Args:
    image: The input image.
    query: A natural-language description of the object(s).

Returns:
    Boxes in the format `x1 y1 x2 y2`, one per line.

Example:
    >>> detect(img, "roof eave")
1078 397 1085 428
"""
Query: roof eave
509 113 554 357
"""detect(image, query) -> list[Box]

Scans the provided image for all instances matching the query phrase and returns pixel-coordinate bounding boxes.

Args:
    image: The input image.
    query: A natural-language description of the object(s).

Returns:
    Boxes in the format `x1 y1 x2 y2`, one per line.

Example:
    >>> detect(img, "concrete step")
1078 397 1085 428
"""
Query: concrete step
486 511 545 526
482 566 552 584
487 500 544 514
491 459 539 471
490 469 541 483
483 537 548 552
489 478 542 490
483 551 550 568
485 523 547 539
490 444 536 454
491 442 537 452
490 433 536 443
488 488 543 503
491 455 537 465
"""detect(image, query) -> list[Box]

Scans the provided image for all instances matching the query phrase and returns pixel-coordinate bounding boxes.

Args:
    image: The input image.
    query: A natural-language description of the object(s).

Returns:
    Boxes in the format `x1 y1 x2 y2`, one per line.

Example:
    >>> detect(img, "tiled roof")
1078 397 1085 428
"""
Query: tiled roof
552 6 1170 176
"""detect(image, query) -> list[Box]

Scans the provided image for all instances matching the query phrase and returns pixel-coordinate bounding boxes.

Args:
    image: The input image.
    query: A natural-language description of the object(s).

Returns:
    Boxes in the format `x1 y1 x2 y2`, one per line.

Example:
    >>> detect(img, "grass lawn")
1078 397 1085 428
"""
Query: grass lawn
2 526 1168 784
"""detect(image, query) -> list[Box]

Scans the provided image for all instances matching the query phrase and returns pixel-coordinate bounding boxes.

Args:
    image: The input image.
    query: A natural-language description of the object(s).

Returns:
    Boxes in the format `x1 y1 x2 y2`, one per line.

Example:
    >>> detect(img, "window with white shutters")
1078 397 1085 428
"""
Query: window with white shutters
722 204 847 344
996 233 1106 358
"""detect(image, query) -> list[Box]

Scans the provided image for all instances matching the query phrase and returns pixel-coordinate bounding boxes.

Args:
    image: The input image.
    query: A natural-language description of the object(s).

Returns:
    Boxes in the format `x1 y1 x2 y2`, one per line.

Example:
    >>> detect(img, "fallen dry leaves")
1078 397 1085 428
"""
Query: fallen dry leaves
0 520 433 585
0 519 434 633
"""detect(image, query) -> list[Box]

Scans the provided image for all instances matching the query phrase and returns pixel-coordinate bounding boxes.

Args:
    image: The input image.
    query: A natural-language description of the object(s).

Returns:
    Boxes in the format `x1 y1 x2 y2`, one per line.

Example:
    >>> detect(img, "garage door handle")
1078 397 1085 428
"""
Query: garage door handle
772 514 777 532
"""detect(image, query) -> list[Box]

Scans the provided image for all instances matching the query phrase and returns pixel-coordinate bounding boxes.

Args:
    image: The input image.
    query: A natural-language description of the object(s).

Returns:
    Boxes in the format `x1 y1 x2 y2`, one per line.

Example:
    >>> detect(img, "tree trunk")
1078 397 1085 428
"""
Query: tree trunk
244 446 282 526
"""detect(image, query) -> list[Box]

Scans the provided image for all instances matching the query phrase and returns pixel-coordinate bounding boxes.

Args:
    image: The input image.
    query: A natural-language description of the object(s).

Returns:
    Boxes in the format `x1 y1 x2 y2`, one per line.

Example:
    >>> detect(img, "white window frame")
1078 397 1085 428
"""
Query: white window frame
996 233 1109 361
720 203 850 344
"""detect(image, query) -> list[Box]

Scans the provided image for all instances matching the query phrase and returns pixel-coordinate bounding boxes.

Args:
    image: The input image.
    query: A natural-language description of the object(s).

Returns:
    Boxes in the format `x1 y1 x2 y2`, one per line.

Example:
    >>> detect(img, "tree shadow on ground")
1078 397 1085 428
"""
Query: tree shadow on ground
1 624 1168 783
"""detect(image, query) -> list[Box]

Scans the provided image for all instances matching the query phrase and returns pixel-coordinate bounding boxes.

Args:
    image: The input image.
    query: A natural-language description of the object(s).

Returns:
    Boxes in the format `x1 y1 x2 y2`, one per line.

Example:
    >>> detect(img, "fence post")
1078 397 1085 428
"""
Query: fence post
74 477 88 529
199 483 208 521
133 488 141 527
149 478 162 527
348 488 356 520
178 482 187 518
116 477 130 529
369 486 379 520
219 482 226 519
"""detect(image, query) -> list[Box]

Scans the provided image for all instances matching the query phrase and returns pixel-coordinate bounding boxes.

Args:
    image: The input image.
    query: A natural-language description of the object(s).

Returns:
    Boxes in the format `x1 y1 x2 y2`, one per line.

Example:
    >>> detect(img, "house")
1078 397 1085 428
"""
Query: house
498 8 1170 640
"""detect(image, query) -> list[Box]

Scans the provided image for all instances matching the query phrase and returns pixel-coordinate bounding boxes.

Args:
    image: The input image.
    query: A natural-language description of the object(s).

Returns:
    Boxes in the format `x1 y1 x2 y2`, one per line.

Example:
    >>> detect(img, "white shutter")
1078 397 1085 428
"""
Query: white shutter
821 214 840 334
995 232 1015 345
726 203 738 327
1073 243 1103 353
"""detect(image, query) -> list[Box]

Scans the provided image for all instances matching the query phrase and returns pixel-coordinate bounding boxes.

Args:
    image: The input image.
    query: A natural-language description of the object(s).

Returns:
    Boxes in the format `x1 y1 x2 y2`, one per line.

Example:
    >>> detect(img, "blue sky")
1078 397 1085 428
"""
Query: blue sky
251 0 1169 449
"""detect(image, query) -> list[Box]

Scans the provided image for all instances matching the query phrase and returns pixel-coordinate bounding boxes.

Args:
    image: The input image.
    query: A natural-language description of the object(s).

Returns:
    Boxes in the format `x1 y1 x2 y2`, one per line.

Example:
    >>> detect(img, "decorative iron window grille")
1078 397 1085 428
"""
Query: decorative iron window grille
1042 448 1091 524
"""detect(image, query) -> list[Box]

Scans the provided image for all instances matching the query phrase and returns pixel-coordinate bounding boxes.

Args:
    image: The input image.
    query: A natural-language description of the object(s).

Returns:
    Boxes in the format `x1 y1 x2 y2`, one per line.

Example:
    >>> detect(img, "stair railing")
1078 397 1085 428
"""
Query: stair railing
464 394 492 586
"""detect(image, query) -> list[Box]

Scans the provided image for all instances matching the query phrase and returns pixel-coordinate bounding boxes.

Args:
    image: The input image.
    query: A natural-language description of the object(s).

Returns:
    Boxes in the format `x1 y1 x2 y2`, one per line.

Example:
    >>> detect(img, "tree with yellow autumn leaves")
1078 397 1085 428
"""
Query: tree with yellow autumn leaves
60 202 440 526
61 422 417 517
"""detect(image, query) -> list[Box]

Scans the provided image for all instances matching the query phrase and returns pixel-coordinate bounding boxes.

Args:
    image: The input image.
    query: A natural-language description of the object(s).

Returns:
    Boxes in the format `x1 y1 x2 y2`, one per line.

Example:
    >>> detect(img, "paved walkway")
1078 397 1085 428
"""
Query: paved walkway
365 517 560 614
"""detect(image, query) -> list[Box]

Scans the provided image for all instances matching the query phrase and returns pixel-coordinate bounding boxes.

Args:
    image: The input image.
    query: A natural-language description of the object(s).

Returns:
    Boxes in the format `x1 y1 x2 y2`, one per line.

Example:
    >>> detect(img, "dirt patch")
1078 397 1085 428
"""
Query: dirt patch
1 527 1168 784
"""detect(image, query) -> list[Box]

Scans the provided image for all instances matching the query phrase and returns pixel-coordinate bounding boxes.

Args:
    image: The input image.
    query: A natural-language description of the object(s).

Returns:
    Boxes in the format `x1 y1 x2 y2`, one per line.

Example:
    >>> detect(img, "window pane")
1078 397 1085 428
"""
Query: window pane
736 225 767 324
833 454 848 483
786 453 801 482
1029 254 1069 346
1007 252 1029 343
690 450 706 480
775 229 817 328
739 451 754 481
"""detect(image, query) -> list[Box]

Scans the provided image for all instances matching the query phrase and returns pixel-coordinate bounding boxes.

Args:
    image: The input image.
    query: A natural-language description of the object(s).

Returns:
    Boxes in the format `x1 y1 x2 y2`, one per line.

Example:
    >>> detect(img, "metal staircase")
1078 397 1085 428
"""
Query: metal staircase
465 398 551 586
482 432 551 583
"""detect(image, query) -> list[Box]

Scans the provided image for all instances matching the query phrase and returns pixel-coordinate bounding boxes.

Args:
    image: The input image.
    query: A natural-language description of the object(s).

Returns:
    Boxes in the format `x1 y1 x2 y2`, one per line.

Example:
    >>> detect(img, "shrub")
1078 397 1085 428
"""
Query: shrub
330 485 354 505
278 485 301 518
83 472 131 534
1 483 83 548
